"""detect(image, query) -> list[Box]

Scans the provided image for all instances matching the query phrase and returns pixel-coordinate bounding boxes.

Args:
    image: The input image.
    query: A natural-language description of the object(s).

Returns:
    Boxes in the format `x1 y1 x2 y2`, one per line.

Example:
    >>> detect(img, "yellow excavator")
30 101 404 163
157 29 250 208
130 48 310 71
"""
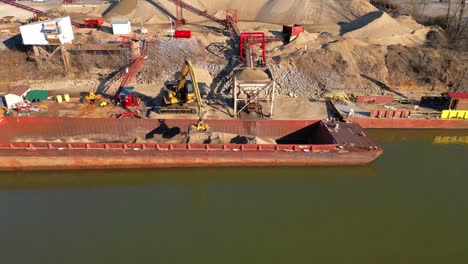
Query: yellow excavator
163 60 202 107
83 92 107 107
158 59 208 131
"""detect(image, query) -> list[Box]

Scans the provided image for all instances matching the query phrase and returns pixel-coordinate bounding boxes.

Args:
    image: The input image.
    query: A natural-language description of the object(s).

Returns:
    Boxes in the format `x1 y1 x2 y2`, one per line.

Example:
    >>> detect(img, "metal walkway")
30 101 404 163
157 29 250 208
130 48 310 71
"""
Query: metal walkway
166 0 225 26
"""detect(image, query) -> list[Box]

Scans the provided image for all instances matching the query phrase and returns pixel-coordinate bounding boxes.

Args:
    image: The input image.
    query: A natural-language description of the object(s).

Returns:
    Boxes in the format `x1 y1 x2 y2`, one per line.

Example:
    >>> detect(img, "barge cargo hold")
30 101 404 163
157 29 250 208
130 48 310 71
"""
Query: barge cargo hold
0 117 382 170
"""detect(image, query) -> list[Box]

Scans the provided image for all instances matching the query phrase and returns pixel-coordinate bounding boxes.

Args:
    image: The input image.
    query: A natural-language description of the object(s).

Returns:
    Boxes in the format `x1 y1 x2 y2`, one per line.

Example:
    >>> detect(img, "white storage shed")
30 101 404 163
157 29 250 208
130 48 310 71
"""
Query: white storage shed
19 16 74 45
111 19 132 35
4 86 31 109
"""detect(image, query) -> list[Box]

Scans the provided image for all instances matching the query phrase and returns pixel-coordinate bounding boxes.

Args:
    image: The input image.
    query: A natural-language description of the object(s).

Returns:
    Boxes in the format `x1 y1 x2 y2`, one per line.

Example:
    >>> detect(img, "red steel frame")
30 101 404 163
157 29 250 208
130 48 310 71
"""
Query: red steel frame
240 32 266 67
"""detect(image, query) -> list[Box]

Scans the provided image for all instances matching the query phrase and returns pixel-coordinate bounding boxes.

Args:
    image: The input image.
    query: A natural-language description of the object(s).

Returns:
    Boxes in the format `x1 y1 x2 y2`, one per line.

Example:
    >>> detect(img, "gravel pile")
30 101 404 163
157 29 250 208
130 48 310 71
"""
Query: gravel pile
268 63 322 97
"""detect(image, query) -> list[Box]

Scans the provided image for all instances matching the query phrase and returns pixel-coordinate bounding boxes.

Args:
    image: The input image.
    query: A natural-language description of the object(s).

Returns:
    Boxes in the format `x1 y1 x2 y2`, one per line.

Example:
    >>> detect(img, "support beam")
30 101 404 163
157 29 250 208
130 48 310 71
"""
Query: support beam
60 45 71 73
63 43 130 51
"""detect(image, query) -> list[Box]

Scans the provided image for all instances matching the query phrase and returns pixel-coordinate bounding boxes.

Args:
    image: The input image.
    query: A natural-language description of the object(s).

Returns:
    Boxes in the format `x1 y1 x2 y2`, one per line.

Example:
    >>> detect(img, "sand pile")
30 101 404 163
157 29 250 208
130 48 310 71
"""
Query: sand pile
341 11 402 39
104 0 376 25
341 11 431 46
237 68 270 81
293 31 320 45
187 132 277 144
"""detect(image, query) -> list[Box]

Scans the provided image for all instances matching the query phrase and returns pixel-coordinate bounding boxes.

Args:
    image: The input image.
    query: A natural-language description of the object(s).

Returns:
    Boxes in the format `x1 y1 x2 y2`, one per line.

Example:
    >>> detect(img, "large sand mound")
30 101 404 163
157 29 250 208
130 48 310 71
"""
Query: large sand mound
341 11 432 46
104 0 376 25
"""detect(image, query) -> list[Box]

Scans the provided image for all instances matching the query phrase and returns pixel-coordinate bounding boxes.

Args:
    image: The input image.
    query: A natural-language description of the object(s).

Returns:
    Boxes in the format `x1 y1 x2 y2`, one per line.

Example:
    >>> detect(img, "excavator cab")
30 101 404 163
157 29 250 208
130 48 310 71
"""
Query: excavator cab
164 80 196 105
162 60 203 112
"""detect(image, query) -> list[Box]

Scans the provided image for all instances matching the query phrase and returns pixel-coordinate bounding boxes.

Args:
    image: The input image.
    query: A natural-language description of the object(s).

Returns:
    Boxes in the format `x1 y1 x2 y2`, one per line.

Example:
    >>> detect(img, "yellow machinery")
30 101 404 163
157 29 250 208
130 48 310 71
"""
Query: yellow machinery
163 60 202 107
2 16 15 24
32 13 48 22
159 60 207 131
83 92 107 107
440 110 468 119
324 91 354 105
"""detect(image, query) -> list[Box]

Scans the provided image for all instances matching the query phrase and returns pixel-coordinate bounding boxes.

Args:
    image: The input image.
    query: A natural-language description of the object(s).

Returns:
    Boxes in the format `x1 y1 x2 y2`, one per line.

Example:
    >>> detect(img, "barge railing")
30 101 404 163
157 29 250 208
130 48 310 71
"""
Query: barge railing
0 142 339 152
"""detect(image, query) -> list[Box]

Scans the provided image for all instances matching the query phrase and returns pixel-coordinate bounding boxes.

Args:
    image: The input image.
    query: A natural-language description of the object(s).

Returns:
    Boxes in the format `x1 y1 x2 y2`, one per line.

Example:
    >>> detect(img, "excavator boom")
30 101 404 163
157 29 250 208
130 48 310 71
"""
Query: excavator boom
186 60 204 116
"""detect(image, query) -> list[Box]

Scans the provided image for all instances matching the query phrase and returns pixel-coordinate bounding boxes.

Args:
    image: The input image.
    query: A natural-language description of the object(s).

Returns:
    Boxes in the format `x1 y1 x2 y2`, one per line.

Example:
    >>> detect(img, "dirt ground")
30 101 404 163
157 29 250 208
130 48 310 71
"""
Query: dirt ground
19 89 328 120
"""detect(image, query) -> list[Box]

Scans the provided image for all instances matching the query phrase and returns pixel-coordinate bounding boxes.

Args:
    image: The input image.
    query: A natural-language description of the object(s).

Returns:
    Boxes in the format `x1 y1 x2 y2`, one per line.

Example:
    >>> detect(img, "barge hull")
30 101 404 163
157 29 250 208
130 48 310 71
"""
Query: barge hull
0 149 382 171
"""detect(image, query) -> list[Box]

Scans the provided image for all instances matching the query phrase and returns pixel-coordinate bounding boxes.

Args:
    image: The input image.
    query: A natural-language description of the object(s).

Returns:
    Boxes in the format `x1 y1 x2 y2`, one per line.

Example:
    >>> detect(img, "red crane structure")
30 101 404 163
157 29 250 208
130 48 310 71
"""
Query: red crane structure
112 40 149 107
240 32 266 68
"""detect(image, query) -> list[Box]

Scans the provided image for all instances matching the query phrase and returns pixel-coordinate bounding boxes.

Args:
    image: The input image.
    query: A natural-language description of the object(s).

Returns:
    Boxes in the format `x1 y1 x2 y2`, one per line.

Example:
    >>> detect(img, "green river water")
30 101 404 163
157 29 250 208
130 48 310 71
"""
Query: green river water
0 129 467 264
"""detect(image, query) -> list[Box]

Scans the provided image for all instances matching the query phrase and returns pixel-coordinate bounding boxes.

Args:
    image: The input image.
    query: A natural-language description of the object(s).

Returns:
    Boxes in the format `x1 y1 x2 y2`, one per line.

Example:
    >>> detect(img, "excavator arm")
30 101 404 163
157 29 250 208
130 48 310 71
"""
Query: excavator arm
185 60 204 117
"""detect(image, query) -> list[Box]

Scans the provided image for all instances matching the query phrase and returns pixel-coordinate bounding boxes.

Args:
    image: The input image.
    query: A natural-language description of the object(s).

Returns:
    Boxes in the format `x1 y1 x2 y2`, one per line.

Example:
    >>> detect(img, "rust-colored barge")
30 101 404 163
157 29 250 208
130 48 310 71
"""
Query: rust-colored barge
0 117 382 170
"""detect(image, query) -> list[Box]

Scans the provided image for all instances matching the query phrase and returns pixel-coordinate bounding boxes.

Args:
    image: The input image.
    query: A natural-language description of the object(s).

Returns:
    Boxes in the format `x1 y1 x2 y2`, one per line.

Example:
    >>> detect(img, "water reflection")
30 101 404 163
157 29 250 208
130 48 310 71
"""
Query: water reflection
433 136 468 144
0 165 379 191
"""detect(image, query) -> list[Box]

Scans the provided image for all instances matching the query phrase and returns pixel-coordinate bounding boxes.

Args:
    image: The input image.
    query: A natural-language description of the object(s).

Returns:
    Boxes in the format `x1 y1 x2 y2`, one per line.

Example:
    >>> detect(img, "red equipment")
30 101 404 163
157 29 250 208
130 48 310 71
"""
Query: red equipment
111 41 149 107
116 111 140 118
282 24 304 36
122 92 140 107
83 18 104 29
174 30 191 38
282 24 304 43
240 32 266 67
226 9 240 38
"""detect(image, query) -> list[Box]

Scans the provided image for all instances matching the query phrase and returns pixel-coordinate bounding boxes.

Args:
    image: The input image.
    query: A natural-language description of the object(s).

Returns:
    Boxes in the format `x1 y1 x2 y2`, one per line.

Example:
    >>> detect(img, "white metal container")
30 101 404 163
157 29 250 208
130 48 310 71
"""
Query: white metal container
19 16 74 45
4 86 30 109
111 19 132 35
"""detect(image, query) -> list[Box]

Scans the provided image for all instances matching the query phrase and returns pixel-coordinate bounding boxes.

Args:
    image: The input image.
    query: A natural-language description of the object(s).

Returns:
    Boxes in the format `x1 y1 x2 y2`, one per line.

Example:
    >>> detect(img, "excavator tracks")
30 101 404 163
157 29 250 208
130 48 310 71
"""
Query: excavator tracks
153 106 197 115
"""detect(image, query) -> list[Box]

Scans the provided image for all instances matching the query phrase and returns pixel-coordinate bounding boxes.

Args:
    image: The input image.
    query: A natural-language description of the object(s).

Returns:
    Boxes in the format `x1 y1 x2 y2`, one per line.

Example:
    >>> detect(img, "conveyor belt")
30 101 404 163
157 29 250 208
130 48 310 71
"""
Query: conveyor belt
0 0 81 27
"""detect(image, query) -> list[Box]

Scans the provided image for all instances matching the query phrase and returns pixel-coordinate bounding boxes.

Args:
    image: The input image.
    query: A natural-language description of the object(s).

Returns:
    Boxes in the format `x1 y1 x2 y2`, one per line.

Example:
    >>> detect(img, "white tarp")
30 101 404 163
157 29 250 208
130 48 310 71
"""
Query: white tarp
112 19 131 35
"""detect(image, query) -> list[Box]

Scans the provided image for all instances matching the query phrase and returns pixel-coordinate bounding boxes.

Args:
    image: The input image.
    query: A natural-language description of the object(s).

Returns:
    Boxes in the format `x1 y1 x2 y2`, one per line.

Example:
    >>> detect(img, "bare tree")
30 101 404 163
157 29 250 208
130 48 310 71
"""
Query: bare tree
444 0 467 36
455 0 466 34
446 0 452 30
